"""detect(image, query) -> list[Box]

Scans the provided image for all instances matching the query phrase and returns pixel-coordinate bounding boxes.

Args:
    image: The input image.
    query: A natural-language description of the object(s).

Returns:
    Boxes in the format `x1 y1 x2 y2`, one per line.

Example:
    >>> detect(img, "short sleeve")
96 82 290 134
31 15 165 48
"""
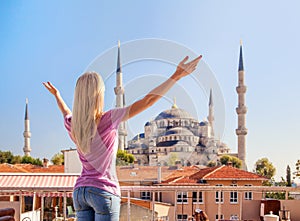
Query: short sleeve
64 114 72 133
110 107 127 129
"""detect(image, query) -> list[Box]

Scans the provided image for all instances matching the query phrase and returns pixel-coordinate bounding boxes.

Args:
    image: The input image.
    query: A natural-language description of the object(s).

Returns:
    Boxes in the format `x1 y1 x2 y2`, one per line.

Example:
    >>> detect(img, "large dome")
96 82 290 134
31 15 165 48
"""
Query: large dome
155 108 196 120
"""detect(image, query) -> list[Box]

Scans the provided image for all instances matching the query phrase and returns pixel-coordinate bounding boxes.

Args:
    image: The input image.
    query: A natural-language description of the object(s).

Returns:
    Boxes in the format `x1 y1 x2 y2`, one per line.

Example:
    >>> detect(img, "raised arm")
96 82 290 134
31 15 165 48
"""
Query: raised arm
123 55 202 121
42 82 72 117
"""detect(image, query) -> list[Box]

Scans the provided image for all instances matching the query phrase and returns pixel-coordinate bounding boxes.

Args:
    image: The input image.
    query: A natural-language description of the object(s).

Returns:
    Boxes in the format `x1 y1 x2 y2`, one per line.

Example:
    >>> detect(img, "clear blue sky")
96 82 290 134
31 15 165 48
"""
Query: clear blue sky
1 1 299 181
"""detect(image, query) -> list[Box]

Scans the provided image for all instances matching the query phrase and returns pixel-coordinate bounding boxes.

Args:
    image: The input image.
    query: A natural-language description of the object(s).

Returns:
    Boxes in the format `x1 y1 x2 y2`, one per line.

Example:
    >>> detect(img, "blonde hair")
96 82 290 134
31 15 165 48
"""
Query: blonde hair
71 72 105 154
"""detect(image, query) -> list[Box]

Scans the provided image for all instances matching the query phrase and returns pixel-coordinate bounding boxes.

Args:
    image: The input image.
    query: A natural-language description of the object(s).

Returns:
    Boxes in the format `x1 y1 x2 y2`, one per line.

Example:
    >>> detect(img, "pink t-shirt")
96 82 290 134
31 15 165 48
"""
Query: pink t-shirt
64 108 127 196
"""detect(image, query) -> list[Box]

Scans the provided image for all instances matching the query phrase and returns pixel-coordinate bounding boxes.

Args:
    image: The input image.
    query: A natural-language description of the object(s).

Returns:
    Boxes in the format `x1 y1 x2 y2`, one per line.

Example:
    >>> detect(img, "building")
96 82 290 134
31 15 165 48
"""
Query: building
157 165 267 221
126 97 230 166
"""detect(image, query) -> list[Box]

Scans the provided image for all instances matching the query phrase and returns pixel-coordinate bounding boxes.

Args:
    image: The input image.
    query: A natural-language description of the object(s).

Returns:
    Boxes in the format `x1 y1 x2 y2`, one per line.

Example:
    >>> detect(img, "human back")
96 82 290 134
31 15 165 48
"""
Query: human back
71 72 105 154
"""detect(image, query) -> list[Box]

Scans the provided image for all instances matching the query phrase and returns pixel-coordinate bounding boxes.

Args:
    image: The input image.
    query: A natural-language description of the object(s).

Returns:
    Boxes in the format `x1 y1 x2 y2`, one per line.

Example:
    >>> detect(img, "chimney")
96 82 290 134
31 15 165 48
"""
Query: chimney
227 161 233 167
157 163 162 183
43 158 49 168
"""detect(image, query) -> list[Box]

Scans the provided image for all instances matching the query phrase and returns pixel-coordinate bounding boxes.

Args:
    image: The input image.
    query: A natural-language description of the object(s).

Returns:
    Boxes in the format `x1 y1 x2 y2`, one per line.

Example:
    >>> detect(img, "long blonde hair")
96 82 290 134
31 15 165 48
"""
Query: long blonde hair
71 72 105 154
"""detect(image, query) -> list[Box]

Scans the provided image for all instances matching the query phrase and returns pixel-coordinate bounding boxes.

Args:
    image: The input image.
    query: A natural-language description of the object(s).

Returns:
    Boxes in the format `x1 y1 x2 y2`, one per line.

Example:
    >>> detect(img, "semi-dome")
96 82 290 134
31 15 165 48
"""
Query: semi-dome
155 108 196 120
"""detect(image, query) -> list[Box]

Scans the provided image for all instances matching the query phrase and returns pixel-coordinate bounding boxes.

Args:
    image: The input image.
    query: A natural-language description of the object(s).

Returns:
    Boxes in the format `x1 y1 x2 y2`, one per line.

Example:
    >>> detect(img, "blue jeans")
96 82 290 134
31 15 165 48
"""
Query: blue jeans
73 187 121 221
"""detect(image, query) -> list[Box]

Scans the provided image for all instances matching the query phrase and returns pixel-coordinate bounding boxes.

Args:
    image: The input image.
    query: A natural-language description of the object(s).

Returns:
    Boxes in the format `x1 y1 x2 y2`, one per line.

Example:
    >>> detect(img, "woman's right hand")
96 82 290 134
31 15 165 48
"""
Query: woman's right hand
172 55 202 81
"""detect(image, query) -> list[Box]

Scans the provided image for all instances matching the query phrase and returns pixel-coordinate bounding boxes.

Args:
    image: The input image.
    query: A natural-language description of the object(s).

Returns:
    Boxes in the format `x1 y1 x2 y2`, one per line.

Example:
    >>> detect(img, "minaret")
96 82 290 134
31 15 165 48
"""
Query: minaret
207 89 214 137
114 41 127 150
236 41 248 170
23 98 32 156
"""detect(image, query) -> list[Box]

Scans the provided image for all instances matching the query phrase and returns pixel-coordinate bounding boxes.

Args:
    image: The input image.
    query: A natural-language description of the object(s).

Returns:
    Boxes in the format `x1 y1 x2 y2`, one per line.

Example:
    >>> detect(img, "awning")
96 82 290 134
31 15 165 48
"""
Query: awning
0 191 73 197
0 173 79 192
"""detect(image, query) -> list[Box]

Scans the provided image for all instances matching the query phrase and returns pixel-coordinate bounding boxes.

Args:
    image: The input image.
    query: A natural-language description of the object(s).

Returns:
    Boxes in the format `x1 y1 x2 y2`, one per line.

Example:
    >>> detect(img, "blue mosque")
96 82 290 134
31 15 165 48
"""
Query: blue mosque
114 41 248 169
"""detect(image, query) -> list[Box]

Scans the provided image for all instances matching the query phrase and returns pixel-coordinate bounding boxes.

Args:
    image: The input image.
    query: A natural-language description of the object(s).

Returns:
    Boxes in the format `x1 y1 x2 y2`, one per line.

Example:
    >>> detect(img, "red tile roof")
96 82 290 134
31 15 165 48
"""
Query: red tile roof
163 165 202 183
161 165 267 184
0 163 64 173
203 165 266 180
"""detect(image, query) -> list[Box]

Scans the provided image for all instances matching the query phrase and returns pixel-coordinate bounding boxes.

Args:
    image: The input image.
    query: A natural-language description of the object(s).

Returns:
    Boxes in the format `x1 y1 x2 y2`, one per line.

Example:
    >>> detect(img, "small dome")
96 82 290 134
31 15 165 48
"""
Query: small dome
199 121 209 126
132 133 145 141
144 121 150 126
164 127 194 136
155 108 195 120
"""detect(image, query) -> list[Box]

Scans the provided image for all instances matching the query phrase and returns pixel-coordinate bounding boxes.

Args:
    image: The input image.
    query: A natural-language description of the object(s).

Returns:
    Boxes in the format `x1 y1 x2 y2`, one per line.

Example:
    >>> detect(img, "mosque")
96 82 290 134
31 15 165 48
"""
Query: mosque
22 41 248 170
114 41 248 169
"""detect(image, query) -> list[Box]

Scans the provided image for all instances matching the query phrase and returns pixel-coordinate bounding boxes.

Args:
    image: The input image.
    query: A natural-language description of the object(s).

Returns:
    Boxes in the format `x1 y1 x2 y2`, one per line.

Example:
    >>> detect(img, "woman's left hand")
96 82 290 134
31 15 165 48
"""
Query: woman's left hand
43 82 60 97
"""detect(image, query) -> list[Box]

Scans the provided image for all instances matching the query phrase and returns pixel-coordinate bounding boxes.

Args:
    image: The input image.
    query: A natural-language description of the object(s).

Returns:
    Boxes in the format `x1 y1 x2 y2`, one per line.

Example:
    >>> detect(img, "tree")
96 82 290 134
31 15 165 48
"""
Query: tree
51 153 64 165
293 159 300 180
116 150 134 165
219 155 242 168
286 165 291 187
207 161 217 167
0 151 14 164
20 156 42 166
11 155 22 164
168 153 178 166
21 156 35 164
254 158 276 186
33 158 43 166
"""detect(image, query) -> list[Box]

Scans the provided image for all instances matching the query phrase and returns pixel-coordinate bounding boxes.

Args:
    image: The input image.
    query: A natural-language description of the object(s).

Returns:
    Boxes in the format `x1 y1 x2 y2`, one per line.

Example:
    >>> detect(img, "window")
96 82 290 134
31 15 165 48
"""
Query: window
141 191 151 200
24 196 33 212
177 214 188 221
192 191 203 203
230 215 239 220
215 214 224 221
130 172 137 176
244 184 253 200
215 184 223 203
177 192 188 204
230 184 238 203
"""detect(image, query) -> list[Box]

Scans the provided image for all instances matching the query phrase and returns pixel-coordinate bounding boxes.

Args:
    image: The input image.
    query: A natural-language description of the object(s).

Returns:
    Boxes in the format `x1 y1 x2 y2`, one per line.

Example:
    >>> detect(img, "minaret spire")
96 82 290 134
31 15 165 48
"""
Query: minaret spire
236 41 248 170
207 89 214 137
117 40 122 73
238 40 244 71
114 41 127 150
23 98 32 156
172 97 178 109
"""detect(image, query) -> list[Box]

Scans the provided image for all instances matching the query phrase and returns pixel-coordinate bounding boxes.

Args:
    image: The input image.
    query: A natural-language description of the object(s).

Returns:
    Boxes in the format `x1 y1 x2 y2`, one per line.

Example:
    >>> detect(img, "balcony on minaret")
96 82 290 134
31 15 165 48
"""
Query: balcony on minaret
236 106 247 114
114 86 124 95
23 131 31 138
236 127 248 135
236 85 247 93
118 128 127 136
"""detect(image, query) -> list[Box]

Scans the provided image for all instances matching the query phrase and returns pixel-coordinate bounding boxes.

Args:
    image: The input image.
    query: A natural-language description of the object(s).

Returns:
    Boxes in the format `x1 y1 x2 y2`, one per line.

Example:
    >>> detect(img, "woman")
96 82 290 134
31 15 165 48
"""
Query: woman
194 209 210 221
43 55 202 221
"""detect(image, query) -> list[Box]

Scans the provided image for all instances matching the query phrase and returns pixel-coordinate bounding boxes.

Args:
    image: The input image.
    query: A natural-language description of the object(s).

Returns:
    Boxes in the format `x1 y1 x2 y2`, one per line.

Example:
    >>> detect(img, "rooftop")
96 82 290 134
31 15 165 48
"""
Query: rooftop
161 165 267 185
0 163 64 173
